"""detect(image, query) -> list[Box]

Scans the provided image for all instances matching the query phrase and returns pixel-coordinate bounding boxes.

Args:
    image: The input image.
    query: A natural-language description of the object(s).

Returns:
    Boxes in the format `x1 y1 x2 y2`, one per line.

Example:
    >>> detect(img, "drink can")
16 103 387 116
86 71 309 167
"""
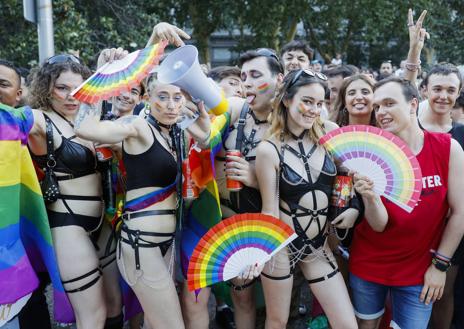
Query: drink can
182 160 199 200
226 149 243 192
330 175 353 208
328 175 353 222
95 147 113 162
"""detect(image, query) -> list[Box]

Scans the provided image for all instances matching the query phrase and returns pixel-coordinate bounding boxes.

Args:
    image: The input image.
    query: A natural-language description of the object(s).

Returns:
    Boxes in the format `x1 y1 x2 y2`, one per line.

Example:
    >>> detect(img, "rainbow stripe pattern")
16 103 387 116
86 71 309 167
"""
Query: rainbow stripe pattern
0 104 73 322
319 125 422 212
71 41 167 104
124 180 176 212
181 113 231 283
257 82 270 94
187 213 296 291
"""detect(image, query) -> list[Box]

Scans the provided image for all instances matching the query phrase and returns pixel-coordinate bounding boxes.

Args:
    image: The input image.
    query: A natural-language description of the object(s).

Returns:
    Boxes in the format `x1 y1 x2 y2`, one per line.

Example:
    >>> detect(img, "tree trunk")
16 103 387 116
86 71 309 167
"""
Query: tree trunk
286 17 298 42
195 33 210 65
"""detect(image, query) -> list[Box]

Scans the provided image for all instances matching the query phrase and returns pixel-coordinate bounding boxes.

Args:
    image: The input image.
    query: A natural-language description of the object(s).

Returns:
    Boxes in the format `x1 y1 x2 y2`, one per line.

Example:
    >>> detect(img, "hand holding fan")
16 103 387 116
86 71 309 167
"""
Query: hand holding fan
70 41 167 104
187 213 297 291
319 125 422 212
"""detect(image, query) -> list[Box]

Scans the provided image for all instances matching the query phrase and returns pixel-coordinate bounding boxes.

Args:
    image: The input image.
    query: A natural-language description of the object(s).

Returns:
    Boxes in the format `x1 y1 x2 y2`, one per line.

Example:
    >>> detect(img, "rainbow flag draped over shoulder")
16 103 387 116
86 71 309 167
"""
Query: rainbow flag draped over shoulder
0 104 72 322
181 113 230 280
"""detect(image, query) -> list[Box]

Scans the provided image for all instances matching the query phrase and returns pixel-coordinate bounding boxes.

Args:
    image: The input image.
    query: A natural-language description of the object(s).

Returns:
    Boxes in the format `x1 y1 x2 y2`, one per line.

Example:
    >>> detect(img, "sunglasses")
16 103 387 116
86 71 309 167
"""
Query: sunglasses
45 54 82 65
288 69 327 88
256 48 280 62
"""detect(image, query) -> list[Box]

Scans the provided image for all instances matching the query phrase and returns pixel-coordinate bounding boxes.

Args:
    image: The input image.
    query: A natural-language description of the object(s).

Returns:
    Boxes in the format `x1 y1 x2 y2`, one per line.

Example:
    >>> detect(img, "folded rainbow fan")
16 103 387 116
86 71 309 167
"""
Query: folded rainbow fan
319 125 422 212
70 41 167 104
187 213 297 291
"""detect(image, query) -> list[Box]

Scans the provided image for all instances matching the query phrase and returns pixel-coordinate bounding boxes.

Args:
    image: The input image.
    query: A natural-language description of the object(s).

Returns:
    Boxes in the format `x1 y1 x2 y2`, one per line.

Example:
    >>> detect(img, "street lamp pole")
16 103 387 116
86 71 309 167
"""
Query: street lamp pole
23 0 55 63
37 0 55 62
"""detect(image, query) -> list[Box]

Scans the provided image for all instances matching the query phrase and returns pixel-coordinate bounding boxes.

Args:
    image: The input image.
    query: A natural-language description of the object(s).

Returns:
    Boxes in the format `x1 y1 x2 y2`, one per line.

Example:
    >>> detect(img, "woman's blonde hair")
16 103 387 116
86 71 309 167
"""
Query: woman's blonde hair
267 70 328 144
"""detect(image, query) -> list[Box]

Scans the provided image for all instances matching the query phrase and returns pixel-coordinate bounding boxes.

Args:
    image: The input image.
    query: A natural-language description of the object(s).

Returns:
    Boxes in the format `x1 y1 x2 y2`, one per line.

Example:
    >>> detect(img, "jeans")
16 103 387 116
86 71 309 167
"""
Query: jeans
349 273 433 329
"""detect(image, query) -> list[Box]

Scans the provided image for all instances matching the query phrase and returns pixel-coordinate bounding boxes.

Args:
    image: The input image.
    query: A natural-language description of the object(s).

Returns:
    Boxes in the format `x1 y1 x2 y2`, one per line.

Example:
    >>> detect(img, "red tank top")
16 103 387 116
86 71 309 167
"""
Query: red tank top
349 131 450 286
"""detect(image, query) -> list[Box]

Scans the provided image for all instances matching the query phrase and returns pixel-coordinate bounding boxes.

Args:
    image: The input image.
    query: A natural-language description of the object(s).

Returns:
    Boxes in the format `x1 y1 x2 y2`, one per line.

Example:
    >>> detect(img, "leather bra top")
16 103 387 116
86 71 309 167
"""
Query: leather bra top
123 122 177 191
30 115 96 177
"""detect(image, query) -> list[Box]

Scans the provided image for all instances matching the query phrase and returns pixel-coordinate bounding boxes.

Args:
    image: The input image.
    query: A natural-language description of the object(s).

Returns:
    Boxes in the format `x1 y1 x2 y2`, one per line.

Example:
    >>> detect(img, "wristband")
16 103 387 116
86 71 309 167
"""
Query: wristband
405 60 421 72
199 129 211 146
432 257 451 272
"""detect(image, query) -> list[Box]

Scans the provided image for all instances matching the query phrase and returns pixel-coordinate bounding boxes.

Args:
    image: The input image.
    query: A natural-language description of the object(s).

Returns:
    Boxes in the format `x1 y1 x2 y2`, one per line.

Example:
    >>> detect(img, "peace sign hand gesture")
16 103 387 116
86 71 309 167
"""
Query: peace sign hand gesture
408 9 430 53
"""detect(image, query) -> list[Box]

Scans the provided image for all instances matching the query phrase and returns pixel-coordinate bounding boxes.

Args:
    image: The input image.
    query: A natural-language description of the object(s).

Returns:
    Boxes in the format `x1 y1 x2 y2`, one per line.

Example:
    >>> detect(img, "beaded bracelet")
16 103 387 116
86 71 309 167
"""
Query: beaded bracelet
405 60 421 72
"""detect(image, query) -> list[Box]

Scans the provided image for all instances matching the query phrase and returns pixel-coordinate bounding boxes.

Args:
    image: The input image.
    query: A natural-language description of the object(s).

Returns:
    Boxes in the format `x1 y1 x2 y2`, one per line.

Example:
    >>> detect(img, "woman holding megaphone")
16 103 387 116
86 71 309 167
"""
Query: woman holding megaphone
74 46 211 329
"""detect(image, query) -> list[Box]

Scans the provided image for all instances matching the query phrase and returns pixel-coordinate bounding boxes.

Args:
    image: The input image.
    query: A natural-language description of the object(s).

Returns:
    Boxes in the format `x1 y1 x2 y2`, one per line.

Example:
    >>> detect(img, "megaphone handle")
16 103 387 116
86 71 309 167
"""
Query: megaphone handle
177 112 200 130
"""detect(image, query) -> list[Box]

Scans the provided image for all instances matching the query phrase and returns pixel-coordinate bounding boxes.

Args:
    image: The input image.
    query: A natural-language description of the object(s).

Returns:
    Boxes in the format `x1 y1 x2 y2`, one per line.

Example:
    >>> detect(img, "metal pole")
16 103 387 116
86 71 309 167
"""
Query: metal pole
37 0 54 63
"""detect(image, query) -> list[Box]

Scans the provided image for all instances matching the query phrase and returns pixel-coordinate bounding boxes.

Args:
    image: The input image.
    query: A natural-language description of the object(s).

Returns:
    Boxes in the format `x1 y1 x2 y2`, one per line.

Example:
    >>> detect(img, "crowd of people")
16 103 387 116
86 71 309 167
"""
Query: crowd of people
2 8 464 329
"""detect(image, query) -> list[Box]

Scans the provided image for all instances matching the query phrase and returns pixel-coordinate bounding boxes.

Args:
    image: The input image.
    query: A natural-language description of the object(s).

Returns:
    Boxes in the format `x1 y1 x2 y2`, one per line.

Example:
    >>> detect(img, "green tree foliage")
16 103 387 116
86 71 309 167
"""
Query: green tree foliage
145 0 230 63
301 0 464 68
0 0 463 70
0 0 158 68
230 0 309 52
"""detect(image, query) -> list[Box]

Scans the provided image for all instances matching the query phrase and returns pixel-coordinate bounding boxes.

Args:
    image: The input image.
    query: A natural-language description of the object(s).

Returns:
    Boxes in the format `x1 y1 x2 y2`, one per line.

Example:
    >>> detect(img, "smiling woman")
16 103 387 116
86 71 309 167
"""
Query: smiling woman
332 74 377 127
254 69 358 329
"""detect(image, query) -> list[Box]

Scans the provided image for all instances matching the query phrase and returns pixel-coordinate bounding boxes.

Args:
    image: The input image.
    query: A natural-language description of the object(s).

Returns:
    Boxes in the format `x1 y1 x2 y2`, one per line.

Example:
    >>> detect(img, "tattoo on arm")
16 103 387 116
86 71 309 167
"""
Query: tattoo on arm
116 115 139 125
75 103 102 129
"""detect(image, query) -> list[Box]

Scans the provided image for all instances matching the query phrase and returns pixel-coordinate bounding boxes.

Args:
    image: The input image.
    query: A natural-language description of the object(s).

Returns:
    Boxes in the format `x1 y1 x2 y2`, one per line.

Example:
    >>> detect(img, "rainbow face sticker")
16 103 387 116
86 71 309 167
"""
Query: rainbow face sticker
257 83 271 94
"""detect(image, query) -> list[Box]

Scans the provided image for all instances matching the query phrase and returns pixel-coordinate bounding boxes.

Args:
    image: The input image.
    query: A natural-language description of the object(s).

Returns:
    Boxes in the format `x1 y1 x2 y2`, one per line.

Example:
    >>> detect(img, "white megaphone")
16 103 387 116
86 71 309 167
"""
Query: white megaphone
158 45 229 128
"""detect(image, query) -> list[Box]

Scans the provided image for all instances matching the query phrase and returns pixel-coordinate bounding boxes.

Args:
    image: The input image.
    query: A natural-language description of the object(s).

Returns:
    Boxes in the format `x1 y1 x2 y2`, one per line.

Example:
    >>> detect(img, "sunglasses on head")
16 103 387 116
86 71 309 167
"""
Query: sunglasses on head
288 69 327 88
256 48 280 62
45 54 82 65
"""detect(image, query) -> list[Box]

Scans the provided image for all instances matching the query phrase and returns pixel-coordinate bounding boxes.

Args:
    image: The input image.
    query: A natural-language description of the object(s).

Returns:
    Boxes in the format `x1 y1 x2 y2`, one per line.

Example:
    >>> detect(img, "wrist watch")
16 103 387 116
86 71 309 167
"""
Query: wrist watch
432 258 451 272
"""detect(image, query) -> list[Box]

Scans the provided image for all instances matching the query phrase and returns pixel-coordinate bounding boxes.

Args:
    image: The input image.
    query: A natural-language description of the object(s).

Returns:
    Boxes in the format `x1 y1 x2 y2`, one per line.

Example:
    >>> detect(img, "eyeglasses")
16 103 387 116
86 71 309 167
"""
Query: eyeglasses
288 69 327 88
45 54 82 65
256 48 280 62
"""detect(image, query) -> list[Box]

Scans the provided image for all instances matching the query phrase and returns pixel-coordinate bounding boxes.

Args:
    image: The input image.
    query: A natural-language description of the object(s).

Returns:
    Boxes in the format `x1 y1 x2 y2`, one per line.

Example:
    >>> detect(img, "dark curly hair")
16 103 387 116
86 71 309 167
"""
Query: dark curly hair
28 61 92 109
332 74 377 127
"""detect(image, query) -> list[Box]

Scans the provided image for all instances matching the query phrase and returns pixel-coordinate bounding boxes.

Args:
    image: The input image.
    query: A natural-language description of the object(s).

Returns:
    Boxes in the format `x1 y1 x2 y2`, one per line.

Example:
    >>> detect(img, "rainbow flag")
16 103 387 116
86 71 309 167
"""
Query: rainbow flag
181 113 231 281
0 104 73 322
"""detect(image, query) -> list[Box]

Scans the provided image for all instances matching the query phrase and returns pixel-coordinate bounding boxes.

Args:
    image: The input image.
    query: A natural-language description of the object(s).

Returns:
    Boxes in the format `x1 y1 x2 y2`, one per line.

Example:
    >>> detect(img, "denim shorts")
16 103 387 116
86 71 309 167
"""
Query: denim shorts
349 273 433 329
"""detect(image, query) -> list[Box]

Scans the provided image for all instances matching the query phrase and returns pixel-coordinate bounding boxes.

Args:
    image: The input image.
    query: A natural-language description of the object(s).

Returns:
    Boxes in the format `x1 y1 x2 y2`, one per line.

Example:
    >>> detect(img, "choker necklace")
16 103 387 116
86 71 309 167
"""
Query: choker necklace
147 115 175 153
147 114 172 131
249 110 268 125
52 109 74 128
289 129 308 141
156 120 172 130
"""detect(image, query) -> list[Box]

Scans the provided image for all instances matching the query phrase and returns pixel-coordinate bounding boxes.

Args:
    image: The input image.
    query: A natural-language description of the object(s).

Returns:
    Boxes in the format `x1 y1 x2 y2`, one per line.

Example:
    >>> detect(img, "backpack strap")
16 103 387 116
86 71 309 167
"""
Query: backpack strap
235 102 250 152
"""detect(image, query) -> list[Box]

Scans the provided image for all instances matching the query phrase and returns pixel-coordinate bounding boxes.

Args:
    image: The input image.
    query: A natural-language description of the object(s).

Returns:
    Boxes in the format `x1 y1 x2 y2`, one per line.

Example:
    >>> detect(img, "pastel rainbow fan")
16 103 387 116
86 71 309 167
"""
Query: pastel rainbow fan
319 125 422 212
71 41 167 104
187 213 297 291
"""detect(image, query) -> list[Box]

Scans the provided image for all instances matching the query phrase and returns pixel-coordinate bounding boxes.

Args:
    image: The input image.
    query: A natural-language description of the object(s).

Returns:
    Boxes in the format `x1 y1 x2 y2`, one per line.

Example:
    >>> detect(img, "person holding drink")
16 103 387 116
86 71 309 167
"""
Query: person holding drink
255 68 359 328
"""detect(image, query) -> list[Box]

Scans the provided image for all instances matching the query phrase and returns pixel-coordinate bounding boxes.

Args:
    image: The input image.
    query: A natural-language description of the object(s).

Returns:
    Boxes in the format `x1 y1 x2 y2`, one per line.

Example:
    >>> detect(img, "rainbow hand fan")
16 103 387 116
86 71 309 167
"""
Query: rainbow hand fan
187 213 297 291
319 125 422 212
70 41 167 104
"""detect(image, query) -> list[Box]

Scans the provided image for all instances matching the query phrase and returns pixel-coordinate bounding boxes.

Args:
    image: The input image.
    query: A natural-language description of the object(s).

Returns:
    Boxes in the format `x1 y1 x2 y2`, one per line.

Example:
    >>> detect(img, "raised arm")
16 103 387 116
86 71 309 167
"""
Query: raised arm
74 103 141 144
29 108 46 137
255 141 281 218
146 22 190 47
404 9 429 83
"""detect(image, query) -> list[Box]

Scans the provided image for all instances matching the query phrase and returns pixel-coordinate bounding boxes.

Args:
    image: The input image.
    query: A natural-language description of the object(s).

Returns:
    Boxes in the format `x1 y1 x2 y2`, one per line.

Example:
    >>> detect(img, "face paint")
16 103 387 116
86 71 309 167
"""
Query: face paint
153 101 163 112
257 82 270 94
298 102 308 114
